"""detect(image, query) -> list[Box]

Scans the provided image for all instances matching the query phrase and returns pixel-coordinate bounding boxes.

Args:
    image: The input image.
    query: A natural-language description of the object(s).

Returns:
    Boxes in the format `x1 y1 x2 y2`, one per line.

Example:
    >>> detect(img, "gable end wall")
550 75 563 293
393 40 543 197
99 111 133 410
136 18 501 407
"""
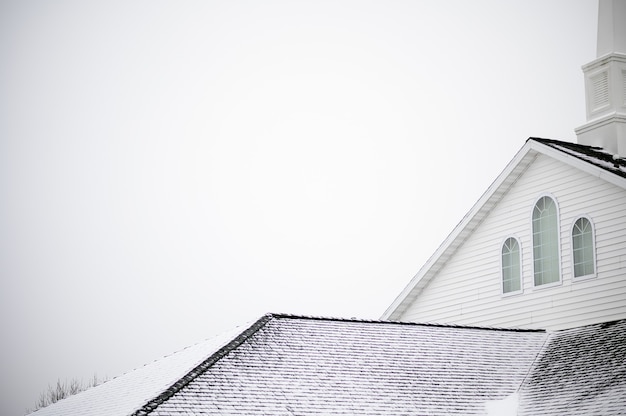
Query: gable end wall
400 154 626 330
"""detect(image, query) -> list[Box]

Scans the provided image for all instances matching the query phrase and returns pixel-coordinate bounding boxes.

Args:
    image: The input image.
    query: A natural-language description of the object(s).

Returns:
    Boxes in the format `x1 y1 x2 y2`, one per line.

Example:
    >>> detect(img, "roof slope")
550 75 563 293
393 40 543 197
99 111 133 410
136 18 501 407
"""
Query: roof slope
519 319 626 415
532 137 626 179
29 322 253 416
29 314 626 415
146 314 546 415
382 137 626 321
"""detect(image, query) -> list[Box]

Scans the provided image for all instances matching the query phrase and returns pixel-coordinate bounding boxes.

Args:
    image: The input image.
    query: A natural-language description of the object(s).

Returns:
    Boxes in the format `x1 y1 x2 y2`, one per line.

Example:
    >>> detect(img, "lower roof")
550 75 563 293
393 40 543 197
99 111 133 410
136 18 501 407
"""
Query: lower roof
30 314 626 416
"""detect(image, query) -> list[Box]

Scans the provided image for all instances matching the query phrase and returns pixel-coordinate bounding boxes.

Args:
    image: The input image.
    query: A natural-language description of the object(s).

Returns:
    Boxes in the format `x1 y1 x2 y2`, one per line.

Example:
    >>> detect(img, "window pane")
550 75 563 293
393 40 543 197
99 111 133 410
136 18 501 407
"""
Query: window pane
572 217 595 277
533 196 559 285
502 238 521 293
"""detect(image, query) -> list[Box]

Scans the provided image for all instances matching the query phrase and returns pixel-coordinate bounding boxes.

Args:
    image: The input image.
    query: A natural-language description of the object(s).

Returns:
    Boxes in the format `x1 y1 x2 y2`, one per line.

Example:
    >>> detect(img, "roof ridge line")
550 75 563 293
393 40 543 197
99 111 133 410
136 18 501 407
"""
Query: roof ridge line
516 330 553 394
271 313 546 332
132 313 275 416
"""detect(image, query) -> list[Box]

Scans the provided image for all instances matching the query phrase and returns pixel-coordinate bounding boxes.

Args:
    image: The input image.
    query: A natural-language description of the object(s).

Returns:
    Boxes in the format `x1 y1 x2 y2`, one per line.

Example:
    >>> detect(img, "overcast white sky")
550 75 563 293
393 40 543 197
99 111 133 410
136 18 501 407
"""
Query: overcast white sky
1 1 597 414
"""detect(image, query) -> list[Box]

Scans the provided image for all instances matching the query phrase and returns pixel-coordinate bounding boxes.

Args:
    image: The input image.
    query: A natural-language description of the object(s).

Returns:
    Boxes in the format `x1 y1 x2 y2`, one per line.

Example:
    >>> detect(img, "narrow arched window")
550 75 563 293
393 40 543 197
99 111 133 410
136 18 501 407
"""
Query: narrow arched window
572 217 595 278
532 196 560 286
502 237 521 294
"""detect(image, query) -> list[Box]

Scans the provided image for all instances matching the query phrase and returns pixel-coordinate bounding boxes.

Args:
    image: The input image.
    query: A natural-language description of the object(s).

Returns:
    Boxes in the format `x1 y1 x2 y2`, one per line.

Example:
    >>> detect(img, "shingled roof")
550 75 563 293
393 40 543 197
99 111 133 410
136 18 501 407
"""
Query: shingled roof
518 319 626 415
530 137 626 179
29 314 626 416
27 322 252 416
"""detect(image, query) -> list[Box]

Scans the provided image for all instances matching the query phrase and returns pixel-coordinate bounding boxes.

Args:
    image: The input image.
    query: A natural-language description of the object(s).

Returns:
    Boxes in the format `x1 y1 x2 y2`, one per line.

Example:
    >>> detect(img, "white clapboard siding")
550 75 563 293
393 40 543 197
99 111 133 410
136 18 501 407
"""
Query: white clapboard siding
400 153 626 330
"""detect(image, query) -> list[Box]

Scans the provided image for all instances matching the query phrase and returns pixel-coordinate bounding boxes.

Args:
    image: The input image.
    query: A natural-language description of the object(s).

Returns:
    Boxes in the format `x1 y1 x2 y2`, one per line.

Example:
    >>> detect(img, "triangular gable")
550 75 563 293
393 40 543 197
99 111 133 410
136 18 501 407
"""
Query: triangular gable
381 138 626 321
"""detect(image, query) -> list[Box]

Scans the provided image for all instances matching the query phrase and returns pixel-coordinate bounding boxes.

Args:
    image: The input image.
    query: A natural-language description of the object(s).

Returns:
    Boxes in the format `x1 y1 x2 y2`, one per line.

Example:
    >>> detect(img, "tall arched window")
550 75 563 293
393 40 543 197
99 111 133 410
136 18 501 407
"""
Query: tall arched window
572 216 595 278
532 196 560 286
502 237 521 294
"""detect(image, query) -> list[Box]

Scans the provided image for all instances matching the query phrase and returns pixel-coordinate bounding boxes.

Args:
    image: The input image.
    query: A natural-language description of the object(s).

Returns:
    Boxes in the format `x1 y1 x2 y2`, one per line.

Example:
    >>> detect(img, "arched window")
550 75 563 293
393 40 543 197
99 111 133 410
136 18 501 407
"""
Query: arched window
502 237 521 294
572 216 595 278
532 196 560 286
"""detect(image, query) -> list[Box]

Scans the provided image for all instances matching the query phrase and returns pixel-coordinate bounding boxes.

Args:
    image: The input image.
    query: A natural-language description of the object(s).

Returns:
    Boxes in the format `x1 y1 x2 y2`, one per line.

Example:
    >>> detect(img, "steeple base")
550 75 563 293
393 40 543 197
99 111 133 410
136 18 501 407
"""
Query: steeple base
576 113 626 156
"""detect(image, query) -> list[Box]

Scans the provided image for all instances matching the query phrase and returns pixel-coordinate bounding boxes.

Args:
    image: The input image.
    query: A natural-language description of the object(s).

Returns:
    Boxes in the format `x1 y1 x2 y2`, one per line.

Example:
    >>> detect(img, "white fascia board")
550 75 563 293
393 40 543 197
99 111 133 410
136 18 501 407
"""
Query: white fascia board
381 141 537 321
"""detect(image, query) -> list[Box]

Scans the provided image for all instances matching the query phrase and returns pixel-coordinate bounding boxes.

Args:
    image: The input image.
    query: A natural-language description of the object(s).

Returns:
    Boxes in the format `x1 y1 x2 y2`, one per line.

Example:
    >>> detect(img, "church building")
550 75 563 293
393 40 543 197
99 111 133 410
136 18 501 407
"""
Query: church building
30 1 626 415
383 0 626 331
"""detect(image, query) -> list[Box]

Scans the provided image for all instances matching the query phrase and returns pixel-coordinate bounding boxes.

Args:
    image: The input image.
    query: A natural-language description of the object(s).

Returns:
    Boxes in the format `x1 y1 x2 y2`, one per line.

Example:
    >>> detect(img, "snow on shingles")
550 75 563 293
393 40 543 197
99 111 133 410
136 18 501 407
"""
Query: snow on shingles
149 315 547 416
518 319 626 416
28 322 252 416
531 137 626 178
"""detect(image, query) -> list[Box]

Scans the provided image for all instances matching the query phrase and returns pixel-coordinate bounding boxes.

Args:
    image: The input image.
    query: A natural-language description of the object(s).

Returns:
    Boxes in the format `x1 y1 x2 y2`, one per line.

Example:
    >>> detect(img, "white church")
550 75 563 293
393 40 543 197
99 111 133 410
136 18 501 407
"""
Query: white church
382 0 626 332
30 1 626 415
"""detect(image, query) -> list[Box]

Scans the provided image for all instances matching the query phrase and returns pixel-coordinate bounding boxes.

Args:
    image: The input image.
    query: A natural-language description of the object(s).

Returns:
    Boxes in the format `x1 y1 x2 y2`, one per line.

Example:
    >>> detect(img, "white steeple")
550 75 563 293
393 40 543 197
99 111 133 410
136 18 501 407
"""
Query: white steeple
575 0 626 155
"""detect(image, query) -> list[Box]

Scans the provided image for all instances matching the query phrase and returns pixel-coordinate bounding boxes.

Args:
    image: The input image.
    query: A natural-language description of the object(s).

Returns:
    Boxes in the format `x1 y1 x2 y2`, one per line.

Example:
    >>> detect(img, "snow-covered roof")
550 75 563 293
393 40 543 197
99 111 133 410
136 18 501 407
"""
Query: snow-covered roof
533 137 626 179
146 314 546 416
519 319 626 415
382 137 626 321
28 321 253 416
29 314 626 415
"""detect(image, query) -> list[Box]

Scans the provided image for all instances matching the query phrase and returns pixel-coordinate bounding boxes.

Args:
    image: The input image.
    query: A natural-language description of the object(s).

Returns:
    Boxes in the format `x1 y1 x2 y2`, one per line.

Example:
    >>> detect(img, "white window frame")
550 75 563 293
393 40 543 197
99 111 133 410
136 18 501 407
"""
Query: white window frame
500 236 523 296
570 215 597 281
530 194 562 289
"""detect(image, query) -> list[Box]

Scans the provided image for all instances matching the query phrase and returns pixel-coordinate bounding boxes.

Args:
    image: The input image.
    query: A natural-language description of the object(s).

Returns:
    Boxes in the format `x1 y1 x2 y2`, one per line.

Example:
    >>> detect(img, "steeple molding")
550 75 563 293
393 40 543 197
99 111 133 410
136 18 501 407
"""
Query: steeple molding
580 53 626 121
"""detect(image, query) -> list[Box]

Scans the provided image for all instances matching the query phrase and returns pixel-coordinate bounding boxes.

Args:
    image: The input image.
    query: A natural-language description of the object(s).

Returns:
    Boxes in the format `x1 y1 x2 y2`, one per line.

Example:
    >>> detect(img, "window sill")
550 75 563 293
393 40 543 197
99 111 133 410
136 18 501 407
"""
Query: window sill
532 280 562 290
572 273 597 282
501 289 523 298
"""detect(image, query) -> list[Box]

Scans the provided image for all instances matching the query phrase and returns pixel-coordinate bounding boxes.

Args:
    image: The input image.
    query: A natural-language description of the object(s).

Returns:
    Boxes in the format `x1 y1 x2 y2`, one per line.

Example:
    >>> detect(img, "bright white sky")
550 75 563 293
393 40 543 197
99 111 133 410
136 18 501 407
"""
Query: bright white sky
0 1 596 414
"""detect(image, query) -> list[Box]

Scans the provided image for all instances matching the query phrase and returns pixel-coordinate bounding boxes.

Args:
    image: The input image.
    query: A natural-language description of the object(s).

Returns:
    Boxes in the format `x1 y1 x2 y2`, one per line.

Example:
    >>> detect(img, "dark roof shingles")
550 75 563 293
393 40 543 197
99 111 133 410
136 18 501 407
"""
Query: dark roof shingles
148 314 547 415
519 319 626 415
530 137 626 179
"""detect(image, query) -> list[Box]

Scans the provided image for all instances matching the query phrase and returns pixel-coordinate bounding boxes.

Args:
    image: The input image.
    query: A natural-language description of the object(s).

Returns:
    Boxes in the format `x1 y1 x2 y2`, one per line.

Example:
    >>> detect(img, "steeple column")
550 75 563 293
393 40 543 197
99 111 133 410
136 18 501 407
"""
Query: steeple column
576 0 626 156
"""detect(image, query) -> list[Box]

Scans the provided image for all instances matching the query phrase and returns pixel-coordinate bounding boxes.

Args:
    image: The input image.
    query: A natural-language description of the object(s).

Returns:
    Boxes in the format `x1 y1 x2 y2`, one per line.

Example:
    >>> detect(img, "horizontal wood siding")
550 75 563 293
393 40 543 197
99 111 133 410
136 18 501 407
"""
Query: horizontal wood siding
400 154 626 330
